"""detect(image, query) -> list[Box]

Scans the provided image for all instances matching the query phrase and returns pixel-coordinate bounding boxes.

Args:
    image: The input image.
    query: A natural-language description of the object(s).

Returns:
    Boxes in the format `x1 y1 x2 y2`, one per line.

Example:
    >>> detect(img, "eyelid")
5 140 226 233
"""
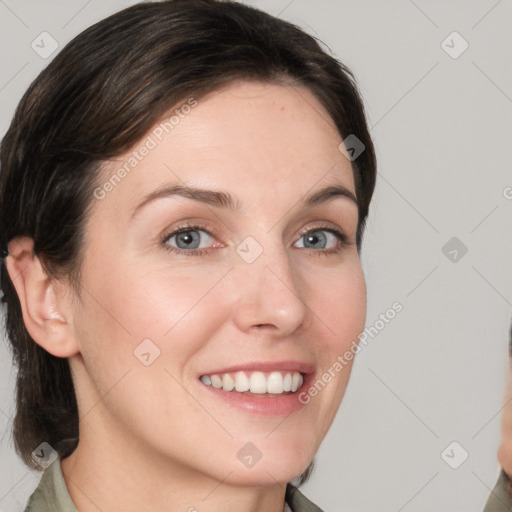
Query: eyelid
296 221 347 238
160 220 221 243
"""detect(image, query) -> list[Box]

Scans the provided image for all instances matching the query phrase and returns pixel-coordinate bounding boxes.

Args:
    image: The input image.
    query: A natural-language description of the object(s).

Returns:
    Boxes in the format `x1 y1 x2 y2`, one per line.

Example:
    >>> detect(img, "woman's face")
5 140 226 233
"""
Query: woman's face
68 80 367 485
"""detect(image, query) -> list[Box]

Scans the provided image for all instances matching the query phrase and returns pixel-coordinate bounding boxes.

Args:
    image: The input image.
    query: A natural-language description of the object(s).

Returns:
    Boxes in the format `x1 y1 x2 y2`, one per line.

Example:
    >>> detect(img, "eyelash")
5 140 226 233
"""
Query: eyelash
161 222 350 258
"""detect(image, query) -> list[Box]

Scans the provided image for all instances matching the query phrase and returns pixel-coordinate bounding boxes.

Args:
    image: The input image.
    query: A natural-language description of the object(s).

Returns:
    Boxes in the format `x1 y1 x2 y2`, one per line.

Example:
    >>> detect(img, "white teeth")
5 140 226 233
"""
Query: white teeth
234 371 250 392
249 371 267 393
200 370 304 394
211 375 223 388
266 371 284 394
223 373 235 391
291 372 303 392
200 375 211 386
283 372 292 392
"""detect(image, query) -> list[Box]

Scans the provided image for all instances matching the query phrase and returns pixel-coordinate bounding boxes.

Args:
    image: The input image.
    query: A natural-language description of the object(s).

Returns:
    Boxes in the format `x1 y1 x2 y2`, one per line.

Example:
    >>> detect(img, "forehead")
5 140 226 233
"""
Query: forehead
93 80 355 220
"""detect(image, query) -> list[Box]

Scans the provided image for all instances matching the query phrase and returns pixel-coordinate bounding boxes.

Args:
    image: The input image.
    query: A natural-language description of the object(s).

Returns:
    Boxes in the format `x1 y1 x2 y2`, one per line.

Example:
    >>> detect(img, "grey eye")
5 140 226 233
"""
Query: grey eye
294 229 338 250
166 229 214 250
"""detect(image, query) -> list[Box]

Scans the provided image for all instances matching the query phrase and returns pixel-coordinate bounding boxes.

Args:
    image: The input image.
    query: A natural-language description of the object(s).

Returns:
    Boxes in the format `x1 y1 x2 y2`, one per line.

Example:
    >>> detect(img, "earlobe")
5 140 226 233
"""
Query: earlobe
4 236 80 358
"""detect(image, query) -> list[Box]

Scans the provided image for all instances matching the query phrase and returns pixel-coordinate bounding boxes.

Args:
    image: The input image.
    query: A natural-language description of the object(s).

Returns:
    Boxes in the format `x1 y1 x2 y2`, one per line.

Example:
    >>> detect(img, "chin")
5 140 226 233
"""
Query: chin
224 458 312 487
219 436 315 487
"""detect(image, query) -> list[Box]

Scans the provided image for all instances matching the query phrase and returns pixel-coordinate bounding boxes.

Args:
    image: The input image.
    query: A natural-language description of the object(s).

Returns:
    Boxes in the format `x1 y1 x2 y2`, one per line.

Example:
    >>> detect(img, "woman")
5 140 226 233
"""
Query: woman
0 1 376 510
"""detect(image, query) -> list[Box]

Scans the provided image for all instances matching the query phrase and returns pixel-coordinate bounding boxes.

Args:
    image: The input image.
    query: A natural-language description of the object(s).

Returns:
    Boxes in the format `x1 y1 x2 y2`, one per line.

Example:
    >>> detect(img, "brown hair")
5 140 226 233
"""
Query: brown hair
0 0 376 483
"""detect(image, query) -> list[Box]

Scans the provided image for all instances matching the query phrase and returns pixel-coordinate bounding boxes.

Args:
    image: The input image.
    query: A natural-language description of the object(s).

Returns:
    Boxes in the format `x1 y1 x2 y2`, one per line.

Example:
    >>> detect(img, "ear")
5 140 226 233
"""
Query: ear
4 236 79 358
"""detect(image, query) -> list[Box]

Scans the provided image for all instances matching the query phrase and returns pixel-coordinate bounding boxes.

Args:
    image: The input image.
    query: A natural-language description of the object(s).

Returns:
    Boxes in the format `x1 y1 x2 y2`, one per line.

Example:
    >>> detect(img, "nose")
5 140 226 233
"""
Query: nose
230 241 312 336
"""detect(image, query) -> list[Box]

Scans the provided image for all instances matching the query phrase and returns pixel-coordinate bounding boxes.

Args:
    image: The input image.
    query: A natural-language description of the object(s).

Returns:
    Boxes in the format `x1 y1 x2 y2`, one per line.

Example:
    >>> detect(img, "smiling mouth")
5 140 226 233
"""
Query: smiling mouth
200 370 304 395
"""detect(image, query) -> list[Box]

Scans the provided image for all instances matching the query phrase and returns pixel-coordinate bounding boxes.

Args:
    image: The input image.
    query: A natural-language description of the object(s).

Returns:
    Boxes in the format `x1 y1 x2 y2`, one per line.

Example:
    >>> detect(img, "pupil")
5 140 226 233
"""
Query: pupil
305 231 325 248
178 231 198 248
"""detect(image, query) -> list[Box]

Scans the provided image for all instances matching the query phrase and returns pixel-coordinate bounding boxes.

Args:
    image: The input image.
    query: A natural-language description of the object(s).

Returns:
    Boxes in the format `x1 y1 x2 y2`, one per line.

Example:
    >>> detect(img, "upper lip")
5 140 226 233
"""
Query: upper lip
199 360 315 376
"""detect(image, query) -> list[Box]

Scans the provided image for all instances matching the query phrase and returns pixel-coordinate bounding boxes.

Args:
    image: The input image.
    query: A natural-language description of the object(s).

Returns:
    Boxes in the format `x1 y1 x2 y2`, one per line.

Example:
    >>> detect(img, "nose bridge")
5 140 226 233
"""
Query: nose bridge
231 231 311 334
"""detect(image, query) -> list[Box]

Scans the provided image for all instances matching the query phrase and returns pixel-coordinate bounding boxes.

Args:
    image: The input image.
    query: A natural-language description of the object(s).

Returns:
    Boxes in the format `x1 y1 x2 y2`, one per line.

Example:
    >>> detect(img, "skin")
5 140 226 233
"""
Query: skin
6 80 367 512
498 370 512 477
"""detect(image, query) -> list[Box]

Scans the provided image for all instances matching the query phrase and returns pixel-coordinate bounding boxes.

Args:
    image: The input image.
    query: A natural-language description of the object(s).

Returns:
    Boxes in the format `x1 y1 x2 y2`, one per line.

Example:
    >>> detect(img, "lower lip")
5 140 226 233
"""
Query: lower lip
199 374 314 416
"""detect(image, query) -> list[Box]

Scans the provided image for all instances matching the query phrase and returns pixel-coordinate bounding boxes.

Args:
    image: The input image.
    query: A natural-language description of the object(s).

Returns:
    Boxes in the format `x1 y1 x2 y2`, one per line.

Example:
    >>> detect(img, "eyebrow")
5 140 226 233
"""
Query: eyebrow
130 183 358 220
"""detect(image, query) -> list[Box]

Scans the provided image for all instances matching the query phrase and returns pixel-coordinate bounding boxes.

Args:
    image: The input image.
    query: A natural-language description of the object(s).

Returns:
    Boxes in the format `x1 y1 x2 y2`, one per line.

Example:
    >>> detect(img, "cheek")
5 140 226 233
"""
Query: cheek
70 259 230 423
304 260 366 400
86 253 201 326
76 258 232 372
307 258 367 351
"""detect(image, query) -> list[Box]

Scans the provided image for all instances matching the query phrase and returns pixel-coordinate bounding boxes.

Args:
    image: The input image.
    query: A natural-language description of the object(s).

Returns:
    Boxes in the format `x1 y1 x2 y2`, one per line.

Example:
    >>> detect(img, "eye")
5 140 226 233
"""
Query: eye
294 227 348 255
161 223 350 257
162 224 216 257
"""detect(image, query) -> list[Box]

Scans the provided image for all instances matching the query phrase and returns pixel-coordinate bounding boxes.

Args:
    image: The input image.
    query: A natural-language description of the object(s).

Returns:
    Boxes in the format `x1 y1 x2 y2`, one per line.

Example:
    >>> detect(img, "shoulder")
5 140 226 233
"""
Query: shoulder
286 483 325 512
483 470 512 512
23 457 78 512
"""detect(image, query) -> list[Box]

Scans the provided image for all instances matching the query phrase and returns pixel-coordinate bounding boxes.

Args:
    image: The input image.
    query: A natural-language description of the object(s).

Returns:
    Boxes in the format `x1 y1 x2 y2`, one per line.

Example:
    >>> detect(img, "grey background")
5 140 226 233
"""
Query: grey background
1 0 511 510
